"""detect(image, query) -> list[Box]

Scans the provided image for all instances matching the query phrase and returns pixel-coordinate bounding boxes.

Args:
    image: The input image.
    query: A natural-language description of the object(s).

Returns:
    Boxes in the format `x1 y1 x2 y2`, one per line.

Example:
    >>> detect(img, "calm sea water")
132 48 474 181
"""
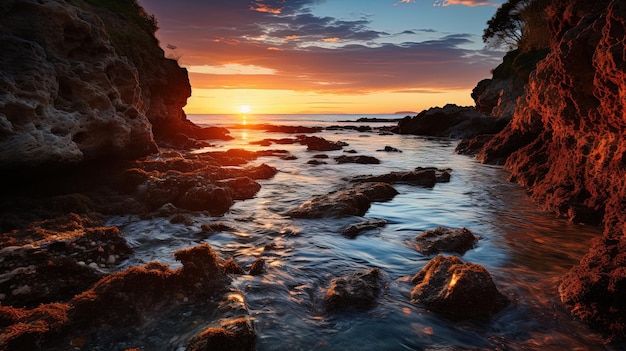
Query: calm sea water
105 114 613 350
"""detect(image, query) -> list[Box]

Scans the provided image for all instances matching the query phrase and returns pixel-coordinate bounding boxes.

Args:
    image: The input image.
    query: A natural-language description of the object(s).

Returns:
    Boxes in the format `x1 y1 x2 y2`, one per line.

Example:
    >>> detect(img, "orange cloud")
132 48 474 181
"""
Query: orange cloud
249 4 282 14
322 37 340 42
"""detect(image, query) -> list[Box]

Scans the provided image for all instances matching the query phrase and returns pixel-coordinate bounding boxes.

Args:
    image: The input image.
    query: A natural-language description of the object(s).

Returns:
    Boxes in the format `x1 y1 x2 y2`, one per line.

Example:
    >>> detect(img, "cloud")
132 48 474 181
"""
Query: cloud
140 0 502 95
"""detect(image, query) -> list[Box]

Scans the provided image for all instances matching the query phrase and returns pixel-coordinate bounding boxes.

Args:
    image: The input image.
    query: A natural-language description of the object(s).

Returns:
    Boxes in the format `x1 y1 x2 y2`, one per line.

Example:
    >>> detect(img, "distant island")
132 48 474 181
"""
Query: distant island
394 111 417 115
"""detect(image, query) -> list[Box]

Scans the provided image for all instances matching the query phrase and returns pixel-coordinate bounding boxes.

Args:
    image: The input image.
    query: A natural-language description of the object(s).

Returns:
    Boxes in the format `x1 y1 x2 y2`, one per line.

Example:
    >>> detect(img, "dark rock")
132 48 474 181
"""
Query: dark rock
393 104 508 139
351 167 451 188
0 214 132 307
334 155 380 164
297 136 344 151
342 218 387 238
200 222 233 233
248 258 265 276
312 154 329 159
455 134 495 156
288 182 398 218
176 185 234 214
559 235 626 342
343 149 358 154
411 255 508 319
217 177 261 200
377 146 402 152
223 258 245 275
414 227 478 255
186 317 256 351
325 268 385 311
170 214 194 225
307 159 327 165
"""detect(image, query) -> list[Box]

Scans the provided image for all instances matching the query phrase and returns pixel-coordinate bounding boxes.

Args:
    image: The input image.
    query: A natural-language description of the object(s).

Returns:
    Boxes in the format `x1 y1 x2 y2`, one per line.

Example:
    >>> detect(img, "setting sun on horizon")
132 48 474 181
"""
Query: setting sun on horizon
140 0 506 114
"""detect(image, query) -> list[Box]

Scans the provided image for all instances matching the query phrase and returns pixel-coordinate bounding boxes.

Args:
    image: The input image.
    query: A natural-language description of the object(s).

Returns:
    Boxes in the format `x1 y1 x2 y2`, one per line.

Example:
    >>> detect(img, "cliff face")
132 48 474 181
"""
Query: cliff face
0 0 194 169
472 0 626 340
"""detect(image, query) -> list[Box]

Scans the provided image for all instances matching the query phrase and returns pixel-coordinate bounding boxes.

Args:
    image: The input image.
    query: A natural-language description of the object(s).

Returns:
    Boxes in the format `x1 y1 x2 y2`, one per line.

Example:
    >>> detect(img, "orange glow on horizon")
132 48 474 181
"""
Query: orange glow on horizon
184 88 475 115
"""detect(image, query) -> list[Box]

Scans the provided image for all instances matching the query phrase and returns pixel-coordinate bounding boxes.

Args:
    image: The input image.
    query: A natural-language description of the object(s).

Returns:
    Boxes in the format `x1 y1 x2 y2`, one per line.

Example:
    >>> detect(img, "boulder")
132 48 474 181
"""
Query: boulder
351 167 451 188
325 268 385 311
393 104 508 139
414 227 478 255
334 155 380 164
288 182 398 218
411 255 508 319
297 135 345 151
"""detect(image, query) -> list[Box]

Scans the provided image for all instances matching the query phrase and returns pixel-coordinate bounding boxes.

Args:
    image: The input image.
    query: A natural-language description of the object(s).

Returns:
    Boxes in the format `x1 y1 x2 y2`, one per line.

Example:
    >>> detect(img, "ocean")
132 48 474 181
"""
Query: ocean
104 114 607 350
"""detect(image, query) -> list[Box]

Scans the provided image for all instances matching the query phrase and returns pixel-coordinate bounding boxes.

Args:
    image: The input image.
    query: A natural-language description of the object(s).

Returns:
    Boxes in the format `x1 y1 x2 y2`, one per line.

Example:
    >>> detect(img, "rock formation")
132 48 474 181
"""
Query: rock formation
468 0 626 341
393 104 508 139
411 255 508 319
0 0 228 171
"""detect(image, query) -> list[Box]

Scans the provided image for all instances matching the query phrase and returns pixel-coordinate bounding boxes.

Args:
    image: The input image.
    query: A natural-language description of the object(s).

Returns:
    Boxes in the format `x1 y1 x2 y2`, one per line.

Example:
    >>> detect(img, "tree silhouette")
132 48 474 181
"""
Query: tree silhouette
482 0 529 49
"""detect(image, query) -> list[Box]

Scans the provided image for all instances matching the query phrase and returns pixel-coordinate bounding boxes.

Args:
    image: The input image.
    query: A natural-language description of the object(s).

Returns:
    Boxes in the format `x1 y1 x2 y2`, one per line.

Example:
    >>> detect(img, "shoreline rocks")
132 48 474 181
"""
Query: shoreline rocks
325 268 385 311
392 104 509 139
288 182 399 218
414 227 478 255
411 255 508 319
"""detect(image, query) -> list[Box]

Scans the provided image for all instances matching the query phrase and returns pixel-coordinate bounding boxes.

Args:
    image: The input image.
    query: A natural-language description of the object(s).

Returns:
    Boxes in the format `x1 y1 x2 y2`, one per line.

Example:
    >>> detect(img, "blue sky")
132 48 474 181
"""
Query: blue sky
138 0 507 114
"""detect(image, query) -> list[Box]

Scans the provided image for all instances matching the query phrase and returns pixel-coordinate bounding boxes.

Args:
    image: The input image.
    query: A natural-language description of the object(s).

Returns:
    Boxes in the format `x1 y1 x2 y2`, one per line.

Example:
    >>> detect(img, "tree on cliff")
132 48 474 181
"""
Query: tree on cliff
483 0 551 51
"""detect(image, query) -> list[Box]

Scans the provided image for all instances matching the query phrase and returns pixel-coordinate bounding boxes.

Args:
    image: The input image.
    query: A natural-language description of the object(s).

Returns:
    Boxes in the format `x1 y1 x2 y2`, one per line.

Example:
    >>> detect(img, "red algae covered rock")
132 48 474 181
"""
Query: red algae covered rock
0 303 69 351
69 244 229 328
411 255 508 319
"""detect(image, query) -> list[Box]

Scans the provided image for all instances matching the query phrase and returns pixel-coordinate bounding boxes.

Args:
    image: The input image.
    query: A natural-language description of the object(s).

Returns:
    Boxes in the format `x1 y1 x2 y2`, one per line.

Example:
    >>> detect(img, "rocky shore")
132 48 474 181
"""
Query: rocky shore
1 0 625 348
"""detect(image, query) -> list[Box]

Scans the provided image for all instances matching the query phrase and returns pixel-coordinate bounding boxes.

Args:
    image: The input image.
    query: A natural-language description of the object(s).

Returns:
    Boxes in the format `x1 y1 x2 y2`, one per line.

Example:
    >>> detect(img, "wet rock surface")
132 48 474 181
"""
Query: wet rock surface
342 218 387 238
351 167 451 188
325 268 385 311
411 255 508 319
414 227 478 255
288 182 399 218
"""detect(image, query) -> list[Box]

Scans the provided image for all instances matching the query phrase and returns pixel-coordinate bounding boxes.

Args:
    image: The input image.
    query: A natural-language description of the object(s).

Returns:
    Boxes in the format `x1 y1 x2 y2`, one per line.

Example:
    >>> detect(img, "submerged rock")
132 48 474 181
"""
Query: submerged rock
325 268 385 311
297 135 345 151
411 255 508 319
414 227 478 255
288 182 398 218
342 218 387 238
334 155 380 164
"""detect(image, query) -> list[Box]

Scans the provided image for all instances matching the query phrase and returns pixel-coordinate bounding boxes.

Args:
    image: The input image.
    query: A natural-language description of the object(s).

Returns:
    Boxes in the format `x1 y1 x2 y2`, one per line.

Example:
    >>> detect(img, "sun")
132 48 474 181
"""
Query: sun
239 105 251 114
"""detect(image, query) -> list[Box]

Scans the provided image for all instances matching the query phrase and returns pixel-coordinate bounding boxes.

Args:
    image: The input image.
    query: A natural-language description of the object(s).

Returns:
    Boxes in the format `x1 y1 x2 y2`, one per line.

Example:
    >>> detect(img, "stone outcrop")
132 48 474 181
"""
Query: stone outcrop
350 167 451 188
288 182 399 218
0 0 227 170
466 0 626 340
393 104 508 139
325 268 385 311
414 227 478 255
411 255 508 319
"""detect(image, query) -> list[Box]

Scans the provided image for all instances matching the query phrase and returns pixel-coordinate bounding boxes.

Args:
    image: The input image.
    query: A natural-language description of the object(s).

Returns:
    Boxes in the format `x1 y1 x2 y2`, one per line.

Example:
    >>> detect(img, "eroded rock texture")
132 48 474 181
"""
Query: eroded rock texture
470 0 626 340
0 0 224 169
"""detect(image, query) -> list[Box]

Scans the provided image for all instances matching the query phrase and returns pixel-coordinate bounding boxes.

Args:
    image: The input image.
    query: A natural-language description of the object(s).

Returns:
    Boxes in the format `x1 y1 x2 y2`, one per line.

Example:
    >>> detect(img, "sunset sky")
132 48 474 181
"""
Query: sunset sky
138 0 506 115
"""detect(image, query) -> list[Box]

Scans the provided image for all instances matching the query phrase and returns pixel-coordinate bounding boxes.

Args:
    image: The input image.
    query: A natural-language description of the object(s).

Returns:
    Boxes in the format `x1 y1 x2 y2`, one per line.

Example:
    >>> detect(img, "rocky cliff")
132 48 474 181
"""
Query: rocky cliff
0 0 226 170
469 0 625 341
